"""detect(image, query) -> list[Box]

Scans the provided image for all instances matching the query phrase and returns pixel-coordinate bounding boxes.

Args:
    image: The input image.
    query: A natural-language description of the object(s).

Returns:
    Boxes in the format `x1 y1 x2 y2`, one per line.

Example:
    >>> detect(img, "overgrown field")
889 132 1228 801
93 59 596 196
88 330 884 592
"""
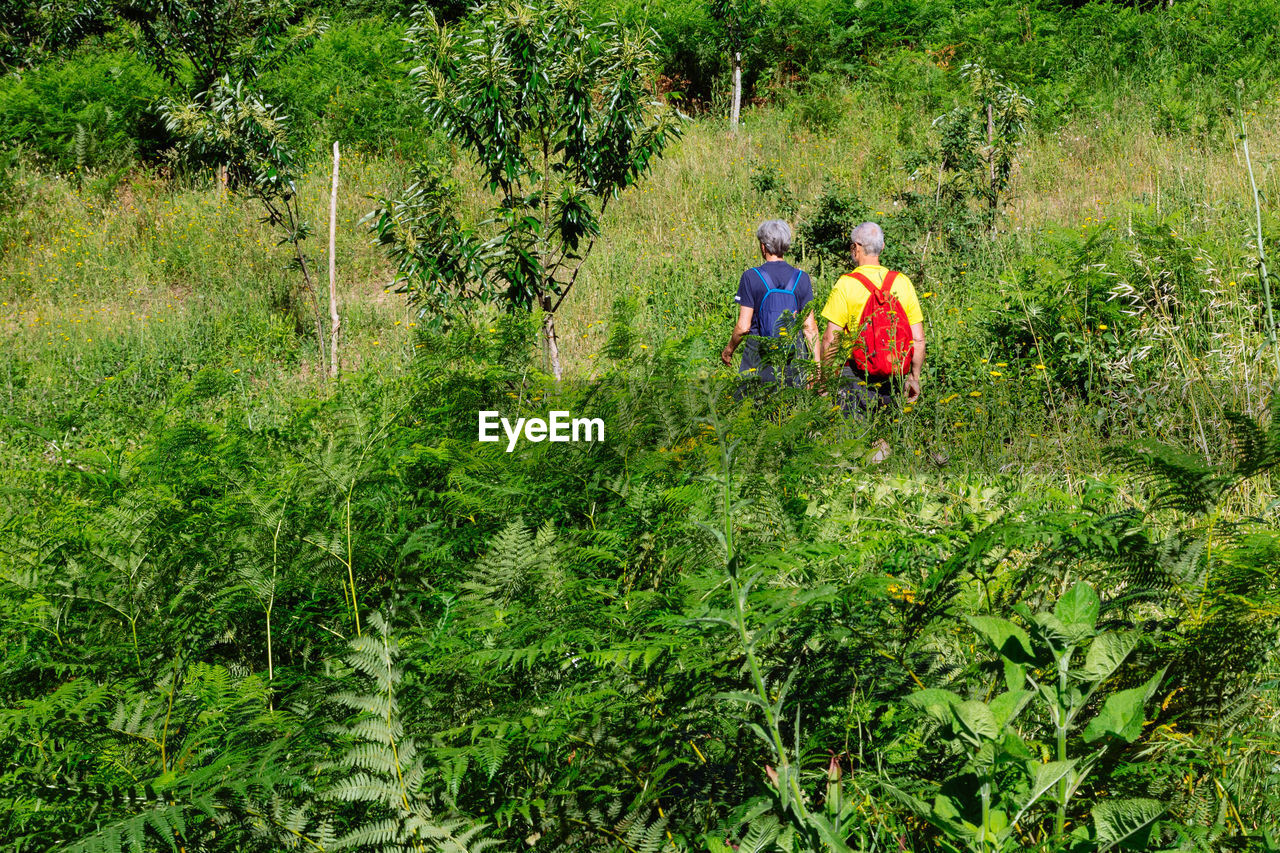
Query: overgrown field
3 2 1280 851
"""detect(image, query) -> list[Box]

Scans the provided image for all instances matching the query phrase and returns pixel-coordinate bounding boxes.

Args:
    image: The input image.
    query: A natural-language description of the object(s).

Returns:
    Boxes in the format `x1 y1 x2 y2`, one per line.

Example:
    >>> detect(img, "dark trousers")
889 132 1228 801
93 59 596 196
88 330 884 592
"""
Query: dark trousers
837 367 895 417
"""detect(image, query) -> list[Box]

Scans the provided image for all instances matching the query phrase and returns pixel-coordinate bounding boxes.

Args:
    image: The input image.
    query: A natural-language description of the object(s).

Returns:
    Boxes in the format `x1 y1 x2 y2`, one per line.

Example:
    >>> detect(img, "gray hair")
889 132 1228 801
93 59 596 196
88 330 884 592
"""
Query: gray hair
850 221 885 256
756 219 792 257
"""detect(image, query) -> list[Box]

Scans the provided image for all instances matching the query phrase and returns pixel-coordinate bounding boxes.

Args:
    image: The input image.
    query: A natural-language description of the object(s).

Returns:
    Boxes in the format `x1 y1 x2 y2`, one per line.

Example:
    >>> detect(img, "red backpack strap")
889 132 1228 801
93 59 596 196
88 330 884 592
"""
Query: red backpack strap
879 270 899 295
849 271 876 294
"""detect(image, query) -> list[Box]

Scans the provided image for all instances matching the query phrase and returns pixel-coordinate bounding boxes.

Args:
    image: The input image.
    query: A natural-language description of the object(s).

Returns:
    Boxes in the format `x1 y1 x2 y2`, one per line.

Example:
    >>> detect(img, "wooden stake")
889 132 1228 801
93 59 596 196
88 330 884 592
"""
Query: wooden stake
730 51 742 133
328 141 341 380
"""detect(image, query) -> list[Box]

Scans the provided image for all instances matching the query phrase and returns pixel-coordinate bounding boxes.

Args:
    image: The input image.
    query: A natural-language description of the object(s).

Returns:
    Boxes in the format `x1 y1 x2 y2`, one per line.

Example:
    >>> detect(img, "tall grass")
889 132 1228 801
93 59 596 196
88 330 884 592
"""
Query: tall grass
3 94 1278 514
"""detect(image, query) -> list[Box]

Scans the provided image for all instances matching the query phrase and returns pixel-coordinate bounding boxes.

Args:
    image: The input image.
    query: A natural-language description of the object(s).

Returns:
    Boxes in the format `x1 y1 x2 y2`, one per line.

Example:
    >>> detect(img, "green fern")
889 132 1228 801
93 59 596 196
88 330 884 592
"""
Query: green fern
324 612 499 853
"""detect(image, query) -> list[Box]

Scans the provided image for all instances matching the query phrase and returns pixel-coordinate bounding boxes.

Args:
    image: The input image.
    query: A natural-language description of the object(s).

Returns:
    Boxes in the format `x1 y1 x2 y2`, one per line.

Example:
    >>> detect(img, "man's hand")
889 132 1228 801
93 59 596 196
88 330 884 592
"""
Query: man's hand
721 346 735 366
905 375 921 403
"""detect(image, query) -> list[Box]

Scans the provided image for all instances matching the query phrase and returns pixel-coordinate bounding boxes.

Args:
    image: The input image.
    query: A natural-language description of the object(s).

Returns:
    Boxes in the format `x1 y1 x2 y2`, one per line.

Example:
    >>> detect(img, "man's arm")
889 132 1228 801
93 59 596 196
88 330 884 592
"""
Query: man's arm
803 311 820 363
819 321 842 382
721 306 754 365
906 322 925 402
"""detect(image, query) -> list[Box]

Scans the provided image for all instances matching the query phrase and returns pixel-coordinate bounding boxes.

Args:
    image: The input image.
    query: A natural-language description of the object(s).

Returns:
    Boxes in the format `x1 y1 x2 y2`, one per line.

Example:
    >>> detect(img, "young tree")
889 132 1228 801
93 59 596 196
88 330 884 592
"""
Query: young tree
958 63 1033 233
370 0 681 379
160 77 333 370
709 0 764 132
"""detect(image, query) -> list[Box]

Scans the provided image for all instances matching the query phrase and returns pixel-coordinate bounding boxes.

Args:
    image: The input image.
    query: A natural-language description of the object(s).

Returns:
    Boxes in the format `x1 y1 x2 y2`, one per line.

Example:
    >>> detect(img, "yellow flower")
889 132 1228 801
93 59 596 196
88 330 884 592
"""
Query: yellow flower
921 291 934 298
989 371 1002 377
1034 363 1047 370
1098 324 1108 331
996 362 1007 367
969 391 982 397
942 393 959 403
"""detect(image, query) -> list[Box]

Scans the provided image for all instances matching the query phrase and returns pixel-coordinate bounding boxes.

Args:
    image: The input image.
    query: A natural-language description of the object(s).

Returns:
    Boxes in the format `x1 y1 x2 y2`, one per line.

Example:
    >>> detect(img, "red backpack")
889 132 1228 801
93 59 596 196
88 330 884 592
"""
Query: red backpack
846 271 914 376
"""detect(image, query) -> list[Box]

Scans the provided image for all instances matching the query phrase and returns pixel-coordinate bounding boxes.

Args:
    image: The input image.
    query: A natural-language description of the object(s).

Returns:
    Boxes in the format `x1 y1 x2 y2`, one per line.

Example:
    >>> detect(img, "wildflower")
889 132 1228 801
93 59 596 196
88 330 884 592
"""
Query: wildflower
1098 324 1108 331
1034 364 1047 370
969 391 981 397
989 371 1002 377
996 362 1007 367
941 393 959 403
921 291 934 298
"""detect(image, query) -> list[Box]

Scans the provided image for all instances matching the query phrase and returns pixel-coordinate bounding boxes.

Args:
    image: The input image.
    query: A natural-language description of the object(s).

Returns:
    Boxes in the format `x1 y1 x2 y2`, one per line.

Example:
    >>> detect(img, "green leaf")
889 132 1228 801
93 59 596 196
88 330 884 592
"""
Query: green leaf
1079 631 1139 682
714 690 769 711
953 700 999 746
1092 798 1164 850
967 615 1036 665
1012 760 1076 826
1055 581 1099 629
988 689 1030 728
1032 611 1089 649
1083 671 1164 743
808 813 855 853
906 688 963 725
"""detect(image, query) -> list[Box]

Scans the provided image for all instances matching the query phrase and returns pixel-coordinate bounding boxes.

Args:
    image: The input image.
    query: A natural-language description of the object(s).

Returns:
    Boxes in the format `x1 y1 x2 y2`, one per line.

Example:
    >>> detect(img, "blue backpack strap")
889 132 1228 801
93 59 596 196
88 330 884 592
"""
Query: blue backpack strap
753 266 802 296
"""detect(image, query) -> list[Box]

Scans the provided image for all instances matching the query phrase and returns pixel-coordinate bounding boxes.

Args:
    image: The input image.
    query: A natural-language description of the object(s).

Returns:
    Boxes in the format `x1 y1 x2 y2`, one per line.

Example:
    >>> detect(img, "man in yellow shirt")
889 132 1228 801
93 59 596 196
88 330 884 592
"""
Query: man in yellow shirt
819 222 926 409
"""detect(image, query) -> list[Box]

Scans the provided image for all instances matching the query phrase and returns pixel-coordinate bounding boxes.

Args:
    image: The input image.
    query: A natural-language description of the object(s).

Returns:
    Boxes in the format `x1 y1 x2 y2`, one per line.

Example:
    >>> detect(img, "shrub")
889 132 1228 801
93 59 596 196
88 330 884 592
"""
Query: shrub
0 46 171 171
254 16 437 158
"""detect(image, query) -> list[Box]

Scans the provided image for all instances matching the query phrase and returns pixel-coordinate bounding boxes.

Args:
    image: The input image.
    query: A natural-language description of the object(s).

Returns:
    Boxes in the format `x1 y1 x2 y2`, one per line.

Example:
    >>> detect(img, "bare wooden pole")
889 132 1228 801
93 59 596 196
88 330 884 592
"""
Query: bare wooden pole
328 141 342 380
730 50 742 133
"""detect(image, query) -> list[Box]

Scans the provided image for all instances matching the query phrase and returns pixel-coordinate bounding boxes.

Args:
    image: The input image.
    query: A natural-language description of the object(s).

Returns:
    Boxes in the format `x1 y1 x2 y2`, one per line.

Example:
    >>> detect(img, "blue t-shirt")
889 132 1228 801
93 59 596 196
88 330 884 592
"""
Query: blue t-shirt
735 260 814 335
734 260 813 376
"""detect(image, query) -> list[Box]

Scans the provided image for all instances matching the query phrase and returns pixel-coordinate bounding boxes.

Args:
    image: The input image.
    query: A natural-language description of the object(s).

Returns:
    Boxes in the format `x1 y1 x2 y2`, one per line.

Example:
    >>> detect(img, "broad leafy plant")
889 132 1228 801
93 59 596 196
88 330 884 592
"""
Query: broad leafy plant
903 581 1171 851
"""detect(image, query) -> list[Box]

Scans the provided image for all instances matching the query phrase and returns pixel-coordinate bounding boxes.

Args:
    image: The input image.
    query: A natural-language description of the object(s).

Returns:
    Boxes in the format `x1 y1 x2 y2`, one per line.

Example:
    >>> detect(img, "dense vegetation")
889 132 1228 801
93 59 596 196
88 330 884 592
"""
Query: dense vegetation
2 0 1279 851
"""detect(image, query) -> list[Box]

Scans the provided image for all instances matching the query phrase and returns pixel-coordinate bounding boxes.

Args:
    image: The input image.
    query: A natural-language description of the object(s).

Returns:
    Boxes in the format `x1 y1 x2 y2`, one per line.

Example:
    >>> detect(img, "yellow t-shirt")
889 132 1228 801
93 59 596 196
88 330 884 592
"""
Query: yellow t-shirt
820 265 924 330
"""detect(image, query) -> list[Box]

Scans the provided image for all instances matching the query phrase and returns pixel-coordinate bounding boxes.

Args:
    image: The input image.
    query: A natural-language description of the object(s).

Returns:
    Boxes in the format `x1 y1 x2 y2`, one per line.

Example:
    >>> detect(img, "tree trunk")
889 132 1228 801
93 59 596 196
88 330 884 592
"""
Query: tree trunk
730 51 742 132
541 295 562 381
328 141 342 380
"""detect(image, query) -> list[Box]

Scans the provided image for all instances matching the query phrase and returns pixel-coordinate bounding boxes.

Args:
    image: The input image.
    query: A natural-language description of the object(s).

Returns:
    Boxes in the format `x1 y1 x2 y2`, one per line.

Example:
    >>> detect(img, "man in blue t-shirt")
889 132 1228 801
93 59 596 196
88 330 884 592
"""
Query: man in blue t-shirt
720 219 819 384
